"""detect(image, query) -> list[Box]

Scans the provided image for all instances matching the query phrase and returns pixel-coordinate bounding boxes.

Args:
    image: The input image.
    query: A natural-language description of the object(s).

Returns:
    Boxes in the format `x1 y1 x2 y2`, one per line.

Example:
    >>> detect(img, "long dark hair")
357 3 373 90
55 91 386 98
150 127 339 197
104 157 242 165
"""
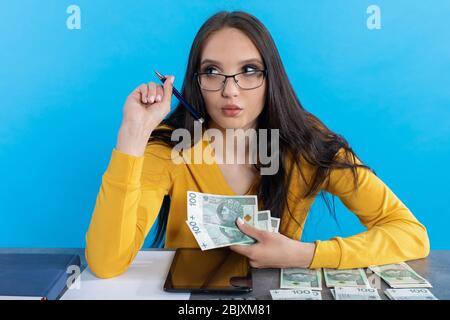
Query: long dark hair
149 11 375 247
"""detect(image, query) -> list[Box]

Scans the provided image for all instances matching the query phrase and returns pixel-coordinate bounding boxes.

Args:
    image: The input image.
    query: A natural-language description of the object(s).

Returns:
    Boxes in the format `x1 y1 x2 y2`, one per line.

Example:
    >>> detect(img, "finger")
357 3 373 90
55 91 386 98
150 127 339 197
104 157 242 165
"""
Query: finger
229 244 254 258
148 82 158 103
139 83 148 104
235 217 264 242
154 84 164 102
161 75 174 104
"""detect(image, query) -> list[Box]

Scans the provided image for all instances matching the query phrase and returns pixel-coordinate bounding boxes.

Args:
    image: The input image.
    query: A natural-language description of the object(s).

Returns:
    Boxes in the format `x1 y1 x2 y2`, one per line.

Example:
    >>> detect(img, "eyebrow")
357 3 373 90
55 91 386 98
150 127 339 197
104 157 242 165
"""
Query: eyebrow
200 58 264 67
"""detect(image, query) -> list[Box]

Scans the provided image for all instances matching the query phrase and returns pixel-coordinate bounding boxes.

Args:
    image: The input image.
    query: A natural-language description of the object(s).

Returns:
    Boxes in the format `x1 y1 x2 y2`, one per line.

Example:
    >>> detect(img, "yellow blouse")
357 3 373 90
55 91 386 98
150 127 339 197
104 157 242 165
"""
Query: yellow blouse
85 131 430 278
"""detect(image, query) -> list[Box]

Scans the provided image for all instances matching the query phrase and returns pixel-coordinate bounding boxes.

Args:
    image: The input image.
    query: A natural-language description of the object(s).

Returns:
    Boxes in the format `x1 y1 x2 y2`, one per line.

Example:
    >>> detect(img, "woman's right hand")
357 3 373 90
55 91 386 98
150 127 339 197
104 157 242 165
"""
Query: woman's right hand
115 75 174 157
121 75 175 134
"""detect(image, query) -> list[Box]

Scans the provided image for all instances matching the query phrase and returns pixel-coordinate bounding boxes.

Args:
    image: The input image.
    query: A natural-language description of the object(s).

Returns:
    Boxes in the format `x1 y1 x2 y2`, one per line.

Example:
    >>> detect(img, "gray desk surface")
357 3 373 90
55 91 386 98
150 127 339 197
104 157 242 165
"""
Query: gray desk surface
1 248 449 300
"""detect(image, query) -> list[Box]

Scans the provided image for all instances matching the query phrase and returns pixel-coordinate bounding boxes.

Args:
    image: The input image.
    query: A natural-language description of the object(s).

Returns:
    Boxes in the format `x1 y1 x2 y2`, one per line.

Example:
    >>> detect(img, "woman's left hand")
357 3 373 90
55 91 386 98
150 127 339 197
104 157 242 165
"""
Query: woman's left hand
229 217 316 269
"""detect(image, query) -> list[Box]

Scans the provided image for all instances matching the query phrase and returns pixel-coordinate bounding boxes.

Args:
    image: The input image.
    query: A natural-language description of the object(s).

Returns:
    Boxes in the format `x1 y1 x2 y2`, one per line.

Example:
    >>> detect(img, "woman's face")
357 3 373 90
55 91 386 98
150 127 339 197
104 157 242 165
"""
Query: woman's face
199 27 267 131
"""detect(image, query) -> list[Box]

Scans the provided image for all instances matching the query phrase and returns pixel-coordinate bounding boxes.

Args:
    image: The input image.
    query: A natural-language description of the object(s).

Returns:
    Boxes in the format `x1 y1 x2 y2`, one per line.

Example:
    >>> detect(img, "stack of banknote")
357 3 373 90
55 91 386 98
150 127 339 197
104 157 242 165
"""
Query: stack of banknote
185 192 437 300
368 262 436 300
384 288 437 300
331 287 381 300
271 268 322 300
324 268 381 299
185 191 280 250
270 289 322 300
272 267 375 300
272 263 436 300
368 262 432 288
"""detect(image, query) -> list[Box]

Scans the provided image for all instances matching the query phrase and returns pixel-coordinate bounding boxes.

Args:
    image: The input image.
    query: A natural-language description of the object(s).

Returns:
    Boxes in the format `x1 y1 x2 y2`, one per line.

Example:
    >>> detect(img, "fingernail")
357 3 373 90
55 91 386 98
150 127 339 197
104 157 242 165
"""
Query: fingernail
156 95 161 102
143 97 147 103
237 217 244 225
170 76 175 84
150 95 155 103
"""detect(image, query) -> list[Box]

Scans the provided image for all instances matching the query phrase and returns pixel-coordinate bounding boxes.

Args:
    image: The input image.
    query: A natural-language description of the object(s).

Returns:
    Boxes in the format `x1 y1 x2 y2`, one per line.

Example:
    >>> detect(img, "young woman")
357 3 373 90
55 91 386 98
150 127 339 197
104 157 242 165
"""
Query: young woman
85 11 429 278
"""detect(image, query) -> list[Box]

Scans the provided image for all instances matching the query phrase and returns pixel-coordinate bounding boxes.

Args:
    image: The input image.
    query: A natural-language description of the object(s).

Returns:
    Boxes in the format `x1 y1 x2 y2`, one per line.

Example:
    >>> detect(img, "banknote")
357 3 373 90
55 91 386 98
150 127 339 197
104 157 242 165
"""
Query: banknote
270 289 322 300
368 263 432 288
186 220 255 250
324 268 371 288
384 288 438 300
187 191 258 228
334 287 381 300
270 217 280 233
256 210 280 233
254 210 271 231
280 268 322 290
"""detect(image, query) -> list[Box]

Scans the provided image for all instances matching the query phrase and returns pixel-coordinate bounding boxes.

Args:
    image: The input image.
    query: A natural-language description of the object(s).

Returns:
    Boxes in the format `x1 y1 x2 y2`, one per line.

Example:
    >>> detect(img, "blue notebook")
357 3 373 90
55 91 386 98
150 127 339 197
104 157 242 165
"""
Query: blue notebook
0 253 81 300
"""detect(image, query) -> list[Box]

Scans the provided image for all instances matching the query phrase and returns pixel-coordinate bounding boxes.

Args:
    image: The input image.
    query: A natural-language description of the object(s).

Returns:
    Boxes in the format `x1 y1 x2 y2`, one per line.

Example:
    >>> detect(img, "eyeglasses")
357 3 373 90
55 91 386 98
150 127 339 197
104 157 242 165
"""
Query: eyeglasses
194 69 268 91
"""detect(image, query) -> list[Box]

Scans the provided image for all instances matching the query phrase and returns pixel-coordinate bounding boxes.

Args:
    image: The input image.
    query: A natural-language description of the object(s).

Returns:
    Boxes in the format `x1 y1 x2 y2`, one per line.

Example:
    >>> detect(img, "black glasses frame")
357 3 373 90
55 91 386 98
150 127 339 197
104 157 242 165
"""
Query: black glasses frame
193 69 268 91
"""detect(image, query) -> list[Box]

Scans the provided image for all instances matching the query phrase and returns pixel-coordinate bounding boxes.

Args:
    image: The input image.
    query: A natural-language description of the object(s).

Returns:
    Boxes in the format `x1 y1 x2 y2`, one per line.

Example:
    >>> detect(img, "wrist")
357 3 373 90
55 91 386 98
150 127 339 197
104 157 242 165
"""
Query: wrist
120 120 154 137
115 122 152 157
288 240 316 268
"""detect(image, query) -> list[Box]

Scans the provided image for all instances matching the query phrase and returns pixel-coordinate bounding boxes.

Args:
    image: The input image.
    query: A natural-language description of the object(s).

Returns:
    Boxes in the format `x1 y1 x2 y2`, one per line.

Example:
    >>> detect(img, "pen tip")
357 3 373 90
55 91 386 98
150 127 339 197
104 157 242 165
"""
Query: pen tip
154 70 163 79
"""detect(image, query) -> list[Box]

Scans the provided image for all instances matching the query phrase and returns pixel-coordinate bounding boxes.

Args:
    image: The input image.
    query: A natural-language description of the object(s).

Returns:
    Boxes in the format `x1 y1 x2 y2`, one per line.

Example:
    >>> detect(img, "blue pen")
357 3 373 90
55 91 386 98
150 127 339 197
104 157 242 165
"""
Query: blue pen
154 70 205 124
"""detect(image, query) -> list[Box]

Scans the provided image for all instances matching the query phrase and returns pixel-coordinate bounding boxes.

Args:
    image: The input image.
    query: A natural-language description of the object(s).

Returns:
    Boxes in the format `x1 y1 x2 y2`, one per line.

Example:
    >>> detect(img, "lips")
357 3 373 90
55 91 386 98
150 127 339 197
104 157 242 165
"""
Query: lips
221 104 243 110
221 104 243 117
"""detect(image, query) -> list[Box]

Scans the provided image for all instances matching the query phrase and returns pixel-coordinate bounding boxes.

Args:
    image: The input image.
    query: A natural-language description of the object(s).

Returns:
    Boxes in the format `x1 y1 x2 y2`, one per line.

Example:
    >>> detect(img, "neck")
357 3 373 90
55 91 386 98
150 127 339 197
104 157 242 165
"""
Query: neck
206 121 257 166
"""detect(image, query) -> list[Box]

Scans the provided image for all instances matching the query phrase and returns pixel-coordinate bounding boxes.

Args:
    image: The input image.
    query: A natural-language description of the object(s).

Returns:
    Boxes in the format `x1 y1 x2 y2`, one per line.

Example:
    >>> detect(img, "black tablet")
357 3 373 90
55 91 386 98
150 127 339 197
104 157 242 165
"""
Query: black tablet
163 248 252 294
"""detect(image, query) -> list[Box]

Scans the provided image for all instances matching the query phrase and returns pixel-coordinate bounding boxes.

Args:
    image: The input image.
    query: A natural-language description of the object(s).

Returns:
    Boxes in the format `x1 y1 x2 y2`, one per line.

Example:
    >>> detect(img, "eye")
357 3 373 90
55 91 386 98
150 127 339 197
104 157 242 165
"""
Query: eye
204 66 219 74
243 65 259 74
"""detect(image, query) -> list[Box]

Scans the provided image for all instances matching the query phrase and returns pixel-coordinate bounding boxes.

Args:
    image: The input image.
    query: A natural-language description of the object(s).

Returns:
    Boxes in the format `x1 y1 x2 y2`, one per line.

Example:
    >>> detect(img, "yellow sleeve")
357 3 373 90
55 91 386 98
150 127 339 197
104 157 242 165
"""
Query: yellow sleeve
309 149 430 269
85 145 174 278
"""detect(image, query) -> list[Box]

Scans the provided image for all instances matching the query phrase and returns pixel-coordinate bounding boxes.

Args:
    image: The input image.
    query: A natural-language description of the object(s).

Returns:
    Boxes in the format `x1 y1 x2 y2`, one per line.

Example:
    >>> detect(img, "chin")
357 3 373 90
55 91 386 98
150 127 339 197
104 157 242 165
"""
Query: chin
208 114 251 130
216 119 250 130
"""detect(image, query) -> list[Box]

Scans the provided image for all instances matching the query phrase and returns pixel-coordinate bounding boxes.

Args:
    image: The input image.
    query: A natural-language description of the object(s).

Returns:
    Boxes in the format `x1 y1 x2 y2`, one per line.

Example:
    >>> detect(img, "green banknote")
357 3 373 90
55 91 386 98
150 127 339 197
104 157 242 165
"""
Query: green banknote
186 220 255 250
187 191 258 228
280 268 322 290
369 262 432 288
324 268 371 288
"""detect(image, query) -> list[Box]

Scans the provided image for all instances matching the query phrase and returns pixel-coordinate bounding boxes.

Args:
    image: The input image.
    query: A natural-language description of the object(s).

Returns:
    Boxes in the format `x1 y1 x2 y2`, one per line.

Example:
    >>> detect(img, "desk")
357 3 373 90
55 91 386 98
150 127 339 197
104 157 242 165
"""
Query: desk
0 248 449 300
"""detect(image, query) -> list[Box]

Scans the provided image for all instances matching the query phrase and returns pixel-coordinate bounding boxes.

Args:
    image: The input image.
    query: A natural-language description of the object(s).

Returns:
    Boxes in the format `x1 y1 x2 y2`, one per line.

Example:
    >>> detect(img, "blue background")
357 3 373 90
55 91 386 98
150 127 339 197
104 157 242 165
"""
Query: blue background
1 1 449 249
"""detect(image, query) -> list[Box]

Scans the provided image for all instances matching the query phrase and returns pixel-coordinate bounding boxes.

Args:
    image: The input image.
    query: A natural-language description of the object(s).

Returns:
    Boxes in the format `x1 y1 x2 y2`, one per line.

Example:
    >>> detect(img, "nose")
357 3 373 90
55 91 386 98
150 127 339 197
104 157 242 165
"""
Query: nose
221 76 240 97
